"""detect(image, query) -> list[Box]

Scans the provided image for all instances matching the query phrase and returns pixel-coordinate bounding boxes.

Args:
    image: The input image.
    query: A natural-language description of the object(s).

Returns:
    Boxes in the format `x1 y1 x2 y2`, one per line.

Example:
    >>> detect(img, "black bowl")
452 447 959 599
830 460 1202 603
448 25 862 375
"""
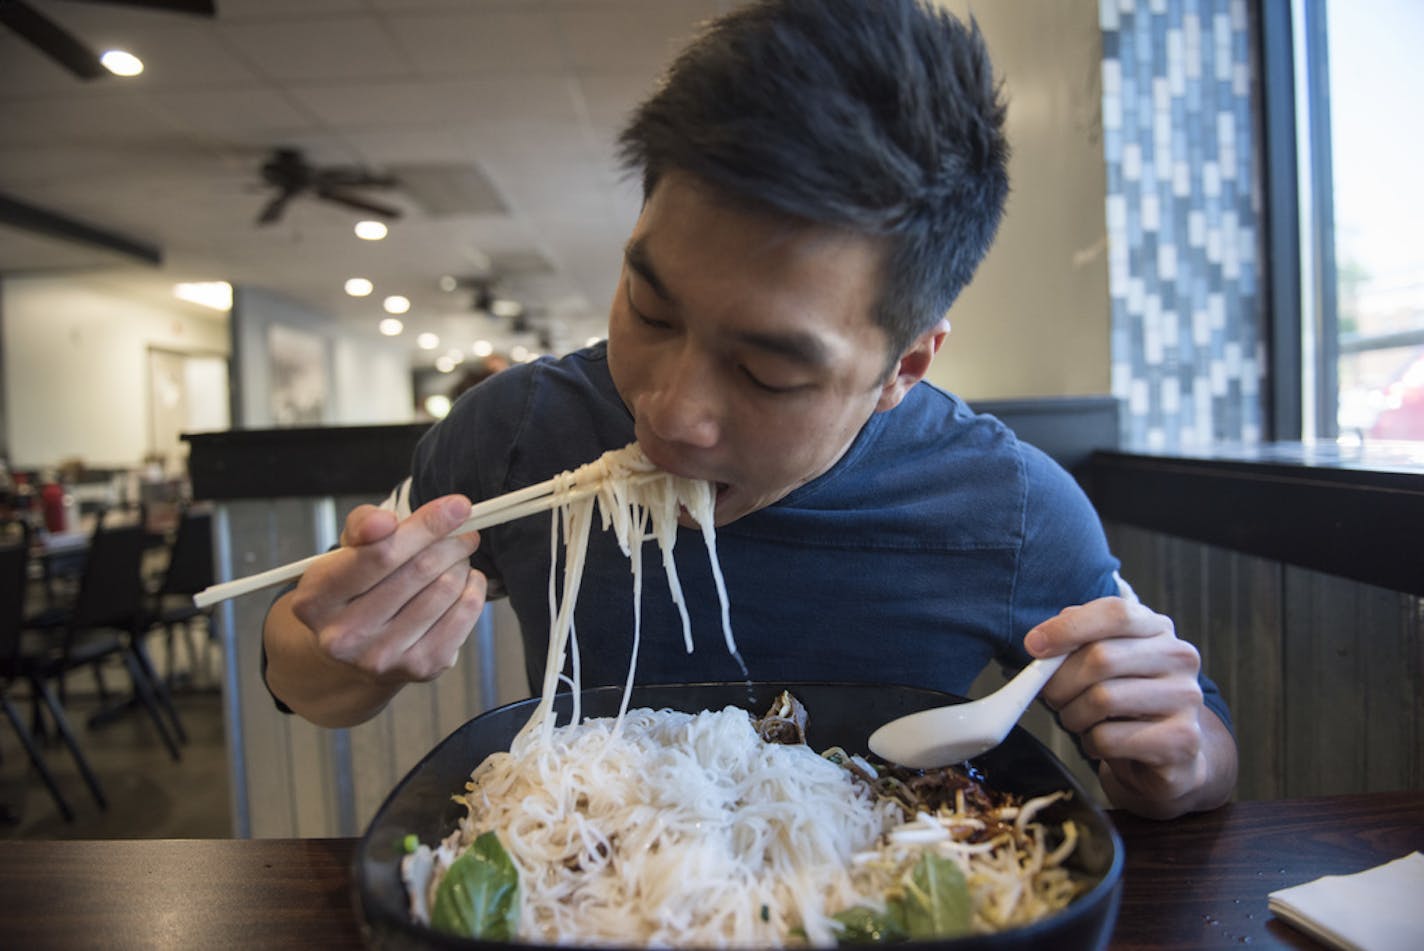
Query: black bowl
353 682 1123 950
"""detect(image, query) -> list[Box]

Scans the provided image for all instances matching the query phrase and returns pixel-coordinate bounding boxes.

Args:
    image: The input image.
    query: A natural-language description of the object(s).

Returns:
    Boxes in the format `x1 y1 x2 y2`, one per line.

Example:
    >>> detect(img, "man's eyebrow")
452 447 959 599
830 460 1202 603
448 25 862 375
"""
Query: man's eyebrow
734 329 831 368
623 239 673 302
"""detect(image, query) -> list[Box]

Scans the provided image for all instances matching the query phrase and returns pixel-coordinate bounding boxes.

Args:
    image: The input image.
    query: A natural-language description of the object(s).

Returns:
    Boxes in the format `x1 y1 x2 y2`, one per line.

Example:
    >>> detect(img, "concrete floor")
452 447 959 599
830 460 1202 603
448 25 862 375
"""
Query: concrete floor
0 661 231 840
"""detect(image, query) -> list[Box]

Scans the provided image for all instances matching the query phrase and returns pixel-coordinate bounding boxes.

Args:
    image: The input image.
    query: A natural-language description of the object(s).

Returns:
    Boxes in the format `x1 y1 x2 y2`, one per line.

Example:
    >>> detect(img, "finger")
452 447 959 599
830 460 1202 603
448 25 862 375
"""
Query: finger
1050 635 1202 697
346 533 481 630
1024 597 1171 657
318 540 480 668
387 571 489 683
306 495 475 609
1081 712 1203 769
1054 674 1204 735
340 504 399 548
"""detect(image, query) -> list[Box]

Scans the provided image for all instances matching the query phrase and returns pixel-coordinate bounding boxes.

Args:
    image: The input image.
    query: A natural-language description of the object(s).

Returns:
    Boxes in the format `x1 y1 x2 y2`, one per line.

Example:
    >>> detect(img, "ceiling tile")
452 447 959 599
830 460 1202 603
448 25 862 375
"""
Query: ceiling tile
143 86 317 140
290 75 581 128
0 94 185 148
385 9 565 76
340 126 475 165
219 0 368 17
553 1 718 71
576 71 659 141
218 16 412 82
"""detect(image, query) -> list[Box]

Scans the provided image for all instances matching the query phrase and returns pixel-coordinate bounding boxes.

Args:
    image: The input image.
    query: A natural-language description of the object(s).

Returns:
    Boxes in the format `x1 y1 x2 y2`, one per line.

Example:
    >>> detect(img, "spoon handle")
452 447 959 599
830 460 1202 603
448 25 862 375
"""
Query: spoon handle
997 654 1067 713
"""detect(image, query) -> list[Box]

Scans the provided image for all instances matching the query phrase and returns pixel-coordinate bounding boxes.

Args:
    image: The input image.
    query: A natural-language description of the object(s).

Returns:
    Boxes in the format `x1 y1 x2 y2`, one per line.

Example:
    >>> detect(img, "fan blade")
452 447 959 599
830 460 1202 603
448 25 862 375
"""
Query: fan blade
320 168 398 189
0 0 106 79
61 0 217 16
256 190 297 226
260 148 311 189
316 186 402 220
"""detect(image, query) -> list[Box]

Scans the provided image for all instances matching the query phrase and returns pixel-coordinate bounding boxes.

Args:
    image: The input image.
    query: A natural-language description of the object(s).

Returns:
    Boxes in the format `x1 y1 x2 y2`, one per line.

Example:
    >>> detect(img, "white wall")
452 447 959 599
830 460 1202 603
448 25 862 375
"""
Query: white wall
929 0 1111 400
333 336 418 426
0 277 416 470
232 285 414 429
1 274 229 469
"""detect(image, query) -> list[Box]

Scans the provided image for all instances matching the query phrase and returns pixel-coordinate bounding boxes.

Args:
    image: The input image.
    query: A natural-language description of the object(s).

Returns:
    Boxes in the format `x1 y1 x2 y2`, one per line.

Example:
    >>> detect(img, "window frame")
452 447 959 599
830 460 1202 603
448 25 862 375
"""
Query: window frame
1257 0 1341 441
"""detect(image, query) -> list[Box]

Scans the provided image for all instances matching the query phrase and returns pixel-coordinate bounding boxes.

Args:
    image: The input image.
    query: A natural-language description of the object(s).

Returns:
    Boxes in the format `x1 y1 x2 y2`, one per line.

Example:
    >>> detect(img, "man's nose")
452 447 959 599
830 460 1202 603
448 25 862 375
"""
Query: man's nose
640 351 722 449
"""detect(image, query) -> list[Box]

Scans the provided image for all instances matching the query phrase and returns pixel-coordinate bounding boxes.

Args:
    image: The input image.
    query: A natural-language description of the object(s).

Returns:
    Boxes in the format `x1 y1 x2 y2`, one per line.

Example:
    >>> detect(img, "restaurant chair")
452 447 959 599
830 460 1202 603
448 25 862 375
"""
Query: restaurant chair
22 523 184 762
0 540 104 818
21 516 86 611
143 505 216 690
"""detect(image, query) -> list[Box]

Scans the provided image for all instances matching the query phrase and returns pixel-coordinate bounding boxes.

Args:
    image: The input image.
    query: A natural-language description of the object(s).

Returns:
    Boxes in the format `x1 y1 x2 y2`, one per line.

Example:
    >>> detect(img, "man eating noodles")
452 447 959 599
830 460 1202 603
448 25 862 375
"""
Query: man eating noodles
262 0 1237 821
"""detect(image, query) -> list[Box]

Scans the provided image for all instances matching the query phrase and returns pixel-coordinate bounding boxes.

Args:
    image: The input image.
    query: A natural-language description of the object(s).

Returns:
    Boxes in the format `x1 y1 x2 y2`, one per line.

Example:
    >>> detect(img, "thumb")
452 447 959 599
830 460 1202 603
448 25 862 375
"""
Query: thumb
339 504 399 548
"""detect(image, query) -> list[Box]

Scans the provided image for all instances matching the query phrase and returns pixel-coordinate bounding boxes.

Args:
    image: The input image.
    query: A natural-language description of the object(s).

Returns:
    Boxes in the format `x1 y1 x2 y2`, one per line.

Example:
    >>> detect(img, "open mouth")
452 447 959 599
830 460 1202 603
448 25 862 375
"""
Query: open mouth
676 482 730 527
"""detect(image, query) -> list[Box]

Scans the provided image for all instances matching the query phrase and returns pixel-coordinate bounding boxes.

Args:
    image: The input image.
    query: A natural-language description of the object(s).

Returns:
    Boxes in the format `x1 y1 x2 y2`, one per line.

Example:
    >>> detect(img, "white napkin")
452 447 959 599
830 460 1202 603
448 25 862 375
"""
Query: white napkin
1267 851 1424 951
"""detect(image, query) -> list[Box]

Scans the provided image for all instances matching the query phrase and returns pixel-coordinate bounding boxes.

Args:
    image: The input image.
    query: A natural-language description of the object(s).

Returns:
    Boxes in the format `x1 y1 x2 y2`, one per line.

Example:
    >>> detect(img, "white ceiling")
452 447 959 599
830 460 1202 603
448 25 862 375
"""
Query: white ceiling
0 0 738 365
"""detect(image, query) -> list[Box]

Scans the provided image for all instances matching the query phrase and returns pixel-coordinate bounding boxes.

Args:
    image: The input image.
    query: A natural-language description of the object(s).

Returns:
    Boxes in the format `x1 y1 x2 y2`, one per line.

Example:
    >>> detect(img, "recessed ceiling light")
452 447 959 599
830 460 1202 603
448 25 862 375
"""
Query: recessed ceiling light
439 275 458 292
378 318 404 336
100 50 143 77
354 220 388 241
344 277 373 297
472 339 494 357
425 394 452 419
434 355 457 373
510 345 530 362
383 295 410 315
417 332 440 350
444 349 466 364
172 281 232 311
490 298 523 319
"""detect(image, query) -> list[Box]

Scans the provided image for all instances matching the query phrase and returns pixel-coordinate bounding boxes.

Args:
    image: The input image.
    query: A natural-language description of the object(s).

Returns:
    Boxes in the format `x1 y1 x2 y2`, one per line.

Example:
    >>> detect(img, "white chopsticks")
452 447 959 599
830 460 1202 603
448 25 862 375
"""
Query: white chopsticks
192 472 633 609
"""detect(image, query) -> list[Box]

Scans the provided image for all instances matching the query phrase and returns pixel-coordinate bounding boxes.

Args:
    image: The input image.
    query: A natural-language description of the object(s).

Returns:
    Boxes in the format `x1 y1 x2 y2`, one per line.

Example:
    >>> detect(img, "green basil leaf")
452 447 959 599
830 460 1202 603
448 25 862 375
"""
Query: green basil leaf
430 831 521 939
899 853 971 939
832 904 907 943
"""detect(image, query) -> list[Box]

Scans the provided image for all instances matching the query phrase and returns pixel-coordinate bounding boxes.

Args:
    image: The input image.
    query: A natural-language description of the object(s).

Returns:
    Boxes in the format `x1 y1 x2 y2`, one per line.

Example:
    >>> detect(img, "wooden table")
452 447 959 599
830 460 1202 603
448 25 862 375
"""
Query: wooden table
1 791 1419 949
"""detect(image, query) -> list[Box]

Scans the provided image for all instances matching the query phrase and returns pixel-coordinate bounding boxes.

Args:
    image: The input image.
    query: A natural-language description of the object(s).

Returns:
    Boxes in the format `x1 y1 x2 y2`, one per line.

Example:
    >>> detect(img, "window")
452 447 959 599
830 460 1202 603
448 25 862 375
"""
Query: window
1264 0 1424 443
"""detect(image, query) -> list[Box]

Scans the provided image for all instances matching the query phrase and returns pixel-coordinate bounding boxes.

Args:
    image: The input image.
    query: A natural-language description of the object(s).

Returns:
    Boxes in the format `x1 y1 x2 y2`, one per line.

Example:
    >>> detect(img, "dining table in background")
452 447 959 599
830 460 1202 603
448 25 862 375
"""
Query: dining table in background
0 790 1418 949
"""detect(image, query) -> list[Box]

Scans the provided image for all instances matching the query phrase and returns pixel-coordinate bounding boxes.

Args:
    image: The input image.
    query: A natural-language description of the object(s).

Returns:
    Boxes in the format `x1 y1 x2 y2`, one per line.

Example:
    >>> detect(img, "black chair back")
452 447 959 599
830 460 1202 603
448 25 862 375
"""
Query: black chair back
159 508 214 597
70 525 146 633
0 541 26 671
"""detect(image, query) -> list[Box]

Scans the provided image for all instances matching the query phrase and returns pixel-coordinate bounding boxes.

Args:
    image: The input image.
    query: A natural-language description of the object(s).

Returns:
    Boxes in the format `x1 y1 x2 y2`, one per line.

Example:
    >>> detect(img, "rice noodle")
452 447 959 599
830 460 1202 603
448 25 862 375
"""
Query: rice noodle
518 443 735 744
432 707 900 946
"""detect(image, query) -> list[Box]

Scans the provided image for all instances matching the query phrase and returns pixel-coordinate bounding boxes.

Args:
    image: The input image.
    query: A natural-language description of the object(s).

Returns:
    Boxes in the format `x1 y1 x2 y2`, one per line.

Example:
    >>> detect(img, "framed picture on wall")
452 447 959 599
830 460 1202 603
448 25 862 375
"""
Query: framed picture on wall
267 323 328 425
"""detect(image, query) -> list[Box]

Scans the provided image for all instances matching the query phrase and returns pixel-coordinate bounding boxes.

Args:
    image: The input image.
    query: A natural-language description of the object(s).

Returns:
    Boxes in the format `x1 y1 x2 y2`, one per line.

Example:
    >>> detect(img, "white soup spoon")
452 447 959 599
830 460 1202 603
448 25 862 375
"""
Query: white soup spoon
866 654 1067 769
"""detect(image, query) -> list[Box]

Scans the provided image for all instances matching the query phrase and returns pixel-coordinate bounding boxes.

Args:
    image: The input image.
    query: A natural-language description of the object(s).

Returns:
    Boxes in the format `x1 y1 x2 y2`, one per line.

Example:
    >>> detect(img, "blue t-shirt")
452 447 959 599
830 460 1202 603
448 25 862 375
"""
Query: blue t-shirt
409 344 1230 731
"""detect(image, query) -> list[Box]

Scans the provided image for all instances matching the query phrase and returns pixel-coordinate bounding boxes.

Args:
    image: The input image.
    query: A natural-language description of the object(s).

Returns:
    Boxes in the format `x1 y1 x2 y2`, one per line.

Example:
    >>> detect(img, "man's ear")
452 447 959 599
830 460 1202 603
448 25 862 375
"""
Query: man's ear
875 317 951 412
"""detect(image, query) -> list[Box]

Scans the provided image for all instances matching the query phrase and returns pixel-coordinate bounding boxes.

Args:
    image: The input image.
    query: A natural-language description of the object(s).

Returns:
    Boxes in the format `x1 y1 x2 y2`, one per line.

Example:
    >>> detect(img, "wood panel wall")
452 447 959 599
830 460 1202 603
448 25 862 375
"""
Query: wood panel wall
1104 522 1423 801
981 522 1424 805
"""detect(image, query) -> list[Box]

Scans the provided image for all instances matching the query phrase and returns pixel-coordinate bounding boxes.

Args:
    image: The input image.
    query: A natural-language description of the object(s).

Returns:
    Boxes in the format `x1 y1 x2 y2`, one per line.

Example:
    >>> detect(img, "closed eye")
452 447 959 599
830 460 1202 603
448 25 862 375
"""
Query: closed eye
627 282 673 330
636 309 673 331
739 366 804 394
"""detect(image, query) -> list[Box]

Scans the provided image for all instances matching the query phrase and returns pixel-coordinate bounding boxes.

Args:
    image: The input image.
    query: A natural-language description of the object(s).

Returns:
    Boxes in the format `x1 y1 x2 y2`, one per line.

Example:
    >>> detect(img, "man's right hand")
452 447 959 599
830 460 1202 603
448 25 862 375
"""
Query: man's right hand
262 494 488 727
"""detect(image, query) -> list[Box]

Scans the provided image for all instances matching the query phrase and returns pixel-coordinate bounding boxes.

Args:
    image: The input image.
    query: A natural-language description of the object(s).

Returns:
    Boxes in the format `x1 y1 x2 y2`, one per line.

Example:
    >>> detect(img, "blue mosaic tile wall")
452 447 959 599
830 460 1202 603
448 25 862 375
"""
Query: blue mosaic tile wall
1100 0 1265 449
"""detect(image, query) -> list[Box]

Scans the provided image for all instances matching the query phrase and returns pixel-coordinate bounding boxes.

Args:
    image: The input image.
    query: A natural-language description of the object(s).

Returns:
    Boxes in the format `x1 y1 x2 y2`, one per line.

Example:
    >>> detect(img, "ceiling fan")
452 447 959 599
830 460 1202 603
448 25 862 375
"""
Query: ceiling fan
256 147 403 226
0 0 217 80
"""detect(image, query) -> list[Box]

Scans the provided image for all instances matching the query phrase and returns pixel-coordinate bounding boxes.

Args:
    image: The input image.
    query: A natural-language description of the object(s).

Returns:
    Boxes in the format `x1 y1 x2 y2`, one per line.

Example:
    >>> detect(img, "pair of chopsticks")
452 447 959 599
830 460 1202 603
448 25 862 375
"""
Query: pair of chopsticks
192 470 644 609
